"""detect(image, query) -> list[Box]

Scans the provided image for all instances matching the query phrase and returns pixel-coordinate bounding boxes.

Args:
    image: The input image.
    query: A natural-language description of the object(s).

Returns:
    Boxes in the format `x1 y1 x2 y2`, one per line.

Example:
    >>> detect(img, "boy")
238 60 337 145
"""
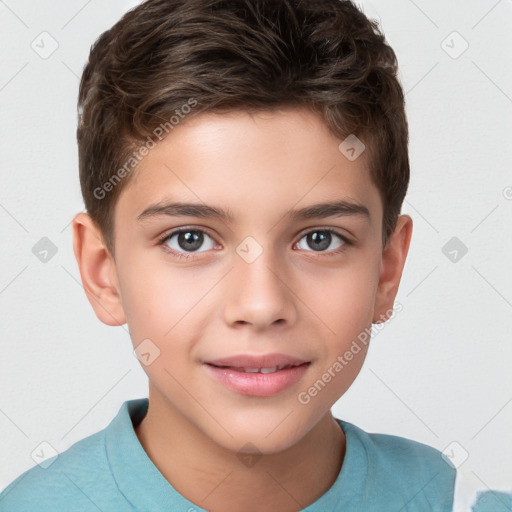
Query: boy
0 0 457 510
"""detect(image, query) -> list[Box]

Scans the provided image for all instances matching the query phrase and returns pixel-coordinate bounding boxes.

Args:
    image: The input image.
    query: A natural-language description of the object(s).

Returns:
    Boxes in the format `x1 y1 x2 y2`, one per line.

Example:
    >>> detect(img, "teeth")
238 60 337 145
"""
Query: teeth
212 363 303 373
259 367 278 374
237 365 294 374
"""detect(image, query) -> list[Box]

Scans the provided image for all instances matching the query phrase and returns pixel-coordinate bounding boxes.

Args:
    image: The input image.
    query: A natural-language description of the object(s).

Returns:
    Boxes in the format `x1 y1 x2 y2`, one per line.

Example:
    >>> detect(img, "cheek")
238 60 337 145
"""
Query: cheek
301 252 380 331
116 253 215 348
297 266 378 405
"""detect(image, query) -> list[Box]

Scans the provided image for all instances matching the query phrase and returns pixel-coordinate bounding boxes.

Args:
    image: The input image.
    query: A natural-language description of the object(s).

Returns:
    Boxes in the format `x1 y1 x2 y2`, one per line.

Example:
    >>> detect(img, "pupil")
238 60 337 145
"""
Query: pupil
308 231 330 251
178 231 203 251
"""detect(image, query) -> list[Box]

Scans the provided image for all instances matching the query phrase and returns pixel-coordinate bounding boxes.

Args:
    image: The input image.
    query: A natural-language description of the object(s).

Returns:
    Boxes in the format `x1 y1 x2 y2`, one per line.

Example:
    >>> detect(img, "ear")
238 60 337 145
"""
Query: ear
72 212 126 326
373 214 413 323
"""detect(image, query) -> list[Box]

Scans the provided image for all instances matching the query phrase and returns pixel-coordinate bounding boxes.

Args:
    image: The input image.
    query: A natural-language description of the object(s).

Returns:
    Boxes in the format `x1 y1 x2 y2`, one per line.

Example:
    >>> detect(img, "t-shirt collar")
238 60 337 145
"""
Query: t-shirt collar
105 398 366 511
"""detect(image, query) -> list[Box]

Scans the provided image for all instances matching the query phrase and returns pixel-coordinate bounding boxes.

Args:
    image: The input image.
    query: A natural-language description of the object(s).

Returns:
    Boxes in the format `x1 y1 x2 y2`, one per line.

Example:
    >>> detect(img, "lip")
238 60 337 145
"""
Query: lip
203 353 311 397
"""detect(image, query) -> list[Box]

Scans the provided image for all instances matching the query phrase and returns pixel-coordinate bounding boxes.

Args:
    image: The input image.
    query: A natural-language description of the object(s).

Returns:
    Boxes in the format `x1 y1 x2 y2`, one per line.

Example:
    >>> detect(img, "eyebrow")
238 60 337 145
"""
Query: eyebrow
137 199 371 223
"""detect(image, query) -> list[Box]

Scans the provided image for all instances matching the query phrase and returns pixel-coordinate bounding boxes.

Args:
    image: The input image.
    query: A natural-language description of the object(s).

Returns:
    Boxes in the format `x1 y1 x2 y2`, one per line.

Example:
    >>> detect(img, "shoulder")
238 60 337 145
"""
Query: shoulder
339 419 456 511
0 427 122 512
348 422 455 475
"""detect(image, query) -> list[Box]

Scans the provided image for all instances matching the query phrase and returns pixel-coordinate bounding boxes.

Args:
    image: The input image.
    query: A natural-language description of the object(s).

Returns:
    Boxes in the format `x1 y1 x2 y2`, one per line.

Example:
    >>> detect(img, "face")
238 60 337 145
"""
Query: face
77 107 408 454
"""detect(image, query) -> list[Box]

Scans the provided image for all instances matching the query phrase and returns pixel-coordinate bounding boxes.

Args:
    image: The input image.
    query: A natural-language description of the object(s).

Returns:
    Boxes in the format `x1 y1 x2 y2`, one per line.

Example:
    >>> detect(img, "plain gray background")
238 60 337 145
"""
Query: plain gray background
1 0 511 507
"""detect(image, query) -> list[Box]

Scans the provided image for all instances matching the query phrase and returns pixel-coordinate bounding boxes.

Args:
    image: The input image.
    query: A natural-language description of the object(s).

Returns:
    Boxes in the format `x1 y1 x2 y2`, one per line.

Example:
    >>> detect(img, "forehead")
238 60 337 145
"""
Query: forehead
116 107 382 227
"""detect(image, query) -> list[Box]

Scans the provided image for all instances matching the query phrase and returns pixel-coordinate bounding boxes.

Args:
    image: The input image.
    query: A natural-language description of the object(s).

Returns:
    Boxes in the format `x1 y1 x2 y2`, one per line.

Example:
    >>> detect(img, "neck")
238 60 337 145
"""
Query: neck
135 389 346 512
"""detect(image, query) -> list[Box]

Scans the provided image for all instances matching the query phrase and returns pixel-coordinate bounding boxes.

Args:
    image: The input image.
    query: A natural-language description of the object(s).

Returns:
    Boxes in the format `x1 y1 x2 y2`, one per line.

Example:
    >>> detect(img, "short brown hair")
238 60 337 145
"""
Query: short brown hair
77 0 409 256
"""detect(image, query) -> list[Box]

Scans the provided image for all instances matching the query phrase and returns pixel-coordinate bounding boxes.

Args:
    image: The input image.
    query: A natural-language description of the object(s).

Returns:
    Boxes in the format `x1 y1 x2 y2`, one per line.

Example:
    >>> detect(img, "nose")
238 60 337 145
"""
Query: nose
222 245 298 331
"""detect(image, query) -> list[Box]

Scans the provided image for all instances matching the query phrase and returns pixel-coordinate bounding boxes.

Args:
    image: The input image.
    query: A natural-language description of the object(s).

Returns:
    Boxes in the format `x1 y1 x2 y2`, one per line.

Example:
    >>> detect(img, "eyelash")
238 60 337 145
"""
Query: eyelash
157 227 352 262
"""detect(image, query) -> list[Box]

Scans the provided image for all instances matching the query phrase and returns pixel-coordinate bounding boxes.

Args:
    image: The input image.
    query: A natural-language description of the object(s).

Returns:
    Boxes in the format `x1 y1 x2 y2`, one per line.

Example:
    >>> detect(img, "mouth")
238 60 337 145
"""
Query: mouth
204 353 309 370
203 355 311 397
205 362 307 374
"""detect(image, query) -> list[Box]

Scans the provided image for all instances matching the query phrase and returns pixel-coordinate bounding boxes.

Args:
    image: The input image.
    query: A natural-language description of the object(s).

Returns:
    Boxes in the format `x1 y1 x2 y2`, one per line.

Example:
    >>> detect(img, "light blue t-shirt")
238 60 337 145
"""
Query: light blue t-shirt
0 398 456 511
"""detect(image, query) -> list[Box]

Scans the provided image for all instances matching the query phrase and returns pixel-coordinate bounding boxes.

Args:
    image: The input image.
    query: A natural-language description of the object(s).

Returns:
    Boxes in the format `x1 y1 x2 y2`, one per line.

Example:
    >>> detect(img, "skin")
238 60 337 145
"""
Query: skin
72 107 412 512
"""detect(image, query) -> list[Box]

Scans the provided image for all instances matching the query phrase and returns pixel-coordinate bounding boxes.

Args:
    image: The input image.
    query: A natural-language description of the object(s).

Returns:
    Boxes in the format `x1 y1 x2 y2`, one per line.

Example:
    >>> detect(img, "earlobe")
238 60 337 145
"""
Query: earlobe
72 212 126 326
373 215 413 323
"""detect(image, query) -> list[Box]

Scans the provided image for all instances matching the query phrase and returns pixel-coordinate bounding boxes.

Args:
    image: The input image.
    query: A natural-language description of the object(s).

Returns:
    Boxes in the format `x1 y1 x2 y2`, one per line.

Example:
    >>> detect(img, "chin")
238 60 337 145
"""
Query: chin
204 412 311 456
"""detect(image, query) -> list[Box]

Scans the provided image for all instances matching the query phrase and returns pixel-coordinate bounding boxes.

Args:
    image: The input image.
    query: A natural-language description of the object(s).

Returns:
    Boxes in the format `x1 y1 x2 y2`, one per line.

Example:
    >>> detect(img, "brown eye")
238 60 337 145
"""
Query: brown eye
161 229 215 254
296 229 347 253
